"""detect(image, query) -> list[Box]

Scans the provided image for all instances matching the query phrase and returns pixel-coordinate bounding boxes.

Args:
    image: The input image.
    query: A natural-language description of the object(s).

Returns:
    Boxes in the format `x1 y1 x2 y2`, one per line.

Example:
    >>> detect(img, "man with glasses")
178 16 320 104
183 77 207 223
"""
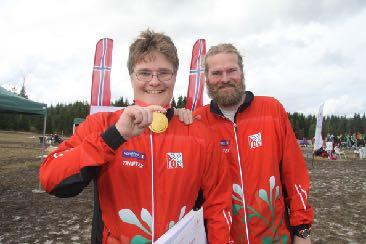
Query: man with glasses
40 30 232 243
194 44 314 243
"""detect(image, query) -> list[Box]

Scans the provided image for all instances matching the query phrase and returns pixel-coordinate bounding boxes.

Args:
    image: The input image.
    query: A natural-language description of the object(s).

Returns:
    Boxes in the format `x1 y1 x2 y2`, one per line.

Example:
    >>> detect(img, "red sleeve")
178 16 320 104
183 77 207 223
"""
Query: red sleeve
201 133 232 243
278 102 314 227
39 113 122 196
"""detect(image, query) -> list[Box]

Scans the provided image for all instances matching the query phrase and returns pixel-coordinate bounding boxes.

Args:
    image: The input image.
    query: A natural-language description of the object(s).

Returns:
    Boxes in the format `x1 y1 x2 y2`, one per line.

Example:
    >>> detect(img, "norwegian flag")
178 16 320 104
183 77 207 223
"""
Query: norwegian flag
185 39 206 111
91 38 113 106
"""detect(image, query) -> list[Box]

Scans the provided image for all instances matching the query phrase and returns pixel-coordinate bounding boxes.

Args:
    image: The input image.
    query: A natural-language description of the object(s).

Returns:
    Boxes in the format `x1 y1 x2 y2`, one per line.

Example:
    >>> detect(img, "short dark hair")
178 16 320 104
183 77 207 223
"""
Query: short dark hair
127 29 179 74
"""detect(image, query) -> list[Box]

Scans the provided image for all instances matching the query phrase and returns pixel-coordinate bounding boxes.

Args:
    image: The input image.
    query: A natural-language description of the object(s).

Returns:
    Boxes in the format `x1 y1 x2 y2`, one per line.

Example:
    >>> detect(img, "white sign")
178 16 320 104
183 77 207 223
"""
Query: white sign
155 208 207 244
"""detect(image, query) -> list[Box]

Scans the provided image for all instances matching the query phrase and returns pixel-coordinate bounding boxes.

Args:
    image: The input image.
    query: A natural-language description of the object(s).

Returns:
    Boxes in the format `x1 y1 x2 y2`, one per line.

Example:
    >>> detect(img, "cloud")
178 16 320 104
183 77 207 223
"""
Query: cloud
317 50 349 67
324 95 365 117
0 0 365 117
241 7 366 116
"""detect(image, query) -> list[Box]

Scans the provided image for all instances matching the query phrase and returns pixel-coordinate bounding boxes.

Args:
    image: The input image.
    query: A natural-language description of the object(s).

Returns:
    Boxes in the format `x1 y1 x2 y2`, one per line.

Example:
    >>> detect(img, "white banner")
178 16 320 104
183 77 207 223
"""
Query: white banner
90 105 123 114
314 103 325 151
155 208 207 244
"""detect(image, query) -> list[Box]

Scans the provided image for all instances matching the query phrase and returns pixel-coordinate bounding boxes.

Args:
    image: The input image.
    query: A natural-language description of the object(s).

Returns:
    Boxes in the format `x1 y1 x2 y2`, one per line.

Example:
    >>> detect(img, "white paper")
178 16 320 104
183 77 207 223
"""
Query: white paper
155 208 207 244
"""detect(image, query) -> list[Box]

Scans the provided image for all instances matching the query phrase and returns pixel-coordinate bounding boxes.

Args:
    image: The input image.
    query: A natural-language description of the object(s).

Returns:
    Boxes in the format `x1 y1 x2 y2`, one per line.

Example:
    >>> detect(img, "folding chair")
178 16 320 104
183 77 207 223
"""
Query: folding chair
359 147 366 159
334 146 346 159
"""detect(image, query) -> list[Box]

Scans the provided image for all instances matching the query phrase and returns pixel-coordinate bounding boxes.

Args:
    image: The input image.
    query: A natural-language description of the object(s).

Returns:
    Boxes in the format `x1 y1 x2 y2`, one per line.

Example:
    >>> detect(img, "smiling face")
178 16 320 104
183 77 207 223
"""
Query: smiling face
131 51 176 106
205 52 245 108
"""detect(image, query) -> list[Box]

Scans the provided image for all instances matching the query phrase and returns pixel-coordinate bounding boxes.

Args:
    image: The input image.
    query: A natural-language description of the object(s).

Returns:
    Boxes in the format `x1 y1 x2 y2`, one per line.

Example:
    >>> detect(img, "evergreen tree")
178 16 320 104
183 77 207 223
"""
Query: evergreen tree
176 95 186 108
112 97 130 107
19 84 28 99
171 97 177 108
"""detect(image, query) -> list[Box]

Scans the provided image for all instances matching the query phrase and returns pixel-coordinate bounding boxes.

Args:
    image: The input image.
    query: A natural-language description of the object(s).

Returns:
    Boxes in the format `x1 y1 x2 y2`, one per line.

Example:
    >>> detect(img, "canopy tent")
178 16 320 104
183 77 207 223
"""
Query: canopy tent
0 86 48 192
0 86 47 115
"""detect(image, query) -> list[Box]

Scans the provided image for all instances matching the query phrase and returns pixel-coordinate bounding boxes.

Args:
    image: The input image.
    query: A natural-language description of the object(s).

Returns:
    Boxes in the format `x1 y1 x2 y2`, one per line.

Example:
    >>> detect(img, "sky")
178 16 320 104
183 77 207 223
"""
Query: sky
0 0 365 117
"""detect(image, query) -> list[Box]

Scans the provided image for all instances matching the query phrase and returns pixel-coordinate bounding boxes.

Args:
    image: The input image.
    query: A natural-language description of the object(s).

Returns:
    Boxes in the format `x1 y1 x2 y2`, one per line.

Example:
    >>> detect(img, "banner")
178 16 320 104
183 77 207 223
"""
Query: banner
185 39 206 111
155 208 206 244
314 103 325 151
90 105 122 115
91 38 113 106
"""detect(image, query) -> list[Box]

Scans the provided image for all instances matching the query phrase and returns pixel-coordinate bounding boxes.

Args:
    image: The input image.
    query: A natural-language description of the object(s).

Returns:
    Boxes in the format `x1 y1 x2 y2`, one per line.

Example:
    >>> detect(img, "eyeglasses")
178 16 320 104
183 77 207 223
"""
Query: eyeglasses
135 70 174 82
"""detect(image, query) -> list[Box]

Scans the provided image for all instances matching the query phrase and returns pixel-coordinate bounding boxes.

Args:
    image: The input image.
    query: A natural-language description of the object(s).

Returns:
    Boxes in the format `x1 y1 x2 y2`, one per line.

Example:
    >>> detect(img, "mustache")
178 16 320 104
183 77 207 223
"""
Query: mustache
218 83 237 89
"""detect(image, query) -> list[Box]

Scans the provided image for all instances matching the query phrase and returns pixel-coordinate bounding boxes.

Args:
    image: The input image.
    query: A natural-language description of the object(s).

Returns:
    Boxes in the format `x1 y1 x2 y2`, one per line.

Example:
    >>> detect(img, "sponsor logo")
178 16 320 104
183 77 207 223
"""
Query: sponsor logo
248 132 262 149
122 160 144 168
122 150 146 160
166 152 183 169
220 139 230 146
220 139 230 153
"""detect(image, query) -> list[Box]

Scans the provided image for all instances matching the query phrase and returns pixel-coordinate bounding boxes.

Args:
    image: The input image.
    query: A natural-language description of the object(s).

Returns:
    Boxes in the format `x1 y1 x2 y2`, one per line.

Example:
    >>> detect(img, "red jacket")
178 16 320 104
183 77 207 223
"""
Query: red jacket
194 92 314 243
40 108 232 243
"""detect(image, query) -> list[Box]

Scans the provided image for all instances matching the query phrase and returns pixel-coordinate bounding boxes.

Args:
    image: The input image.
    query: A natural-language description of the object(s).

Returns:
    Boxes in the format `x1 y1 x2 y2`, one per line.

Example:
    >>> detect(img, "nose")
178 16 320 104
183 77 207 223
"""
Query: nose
148 74 161 86
221 72 230 83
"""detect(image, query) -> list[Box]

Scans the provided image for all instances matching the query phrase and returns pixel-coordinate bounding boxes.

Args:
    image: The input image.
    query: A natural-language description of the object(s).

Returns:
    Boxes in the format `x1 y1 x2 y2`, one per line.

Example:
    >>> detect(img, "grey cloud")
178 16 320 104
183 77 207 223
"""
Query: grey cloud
317 50 349 66
229 0 366 35
279 0 366 24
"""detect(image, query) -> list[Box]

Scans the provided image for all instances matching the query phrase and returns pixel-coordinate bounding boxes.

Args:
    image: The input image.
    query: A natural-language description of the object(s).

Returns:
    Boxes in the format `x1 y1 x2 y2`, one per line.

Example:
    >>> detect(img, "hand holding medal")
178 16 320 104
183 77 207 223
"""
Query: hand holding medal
149 111 168 133
115 105 167 140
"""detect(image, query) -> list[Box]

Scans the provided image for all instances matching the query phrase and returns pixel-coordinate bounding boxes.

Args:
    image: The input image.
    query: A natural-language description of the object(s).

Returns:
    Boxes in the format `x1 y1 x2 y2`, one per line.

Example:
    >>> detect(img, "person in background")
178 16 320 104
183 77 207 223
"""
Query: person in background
40 30 232 243
194 43 314 243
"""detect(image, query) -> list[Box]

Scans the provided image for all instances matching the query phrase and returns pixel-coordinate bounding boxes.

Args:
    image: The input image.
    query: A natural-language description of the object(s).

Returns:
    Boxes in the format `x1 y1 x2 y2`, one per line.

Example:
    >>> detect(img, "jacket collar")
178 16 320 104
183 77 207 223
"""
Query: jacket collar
166 108 174 121
210 91 254 118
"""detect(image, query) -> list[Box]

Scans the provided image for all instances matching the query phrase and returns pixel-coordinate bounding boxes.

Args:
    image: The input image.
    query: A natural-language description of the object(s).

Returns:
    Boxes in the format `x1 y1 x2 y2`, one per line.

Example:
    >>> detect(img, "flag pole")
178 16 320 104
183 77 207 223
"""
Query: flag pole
33 109 47 193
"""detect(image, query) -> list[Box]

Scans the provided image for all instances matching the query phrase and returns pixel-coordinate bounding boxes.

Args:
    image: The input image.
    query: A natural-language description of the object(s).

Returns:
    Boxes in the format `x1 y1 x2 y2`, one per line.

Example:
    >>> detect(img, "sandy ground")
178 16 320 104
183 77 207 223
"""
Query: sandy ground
0 131 365 243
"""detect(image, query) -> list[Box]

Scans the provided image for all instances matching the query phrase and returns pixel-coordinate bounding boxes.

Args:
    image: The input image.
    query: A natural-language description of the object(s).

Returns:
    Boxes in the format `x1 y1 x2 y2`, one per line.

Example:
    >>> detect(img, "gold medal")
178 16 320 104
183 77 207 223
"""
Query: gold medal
149 112 168 133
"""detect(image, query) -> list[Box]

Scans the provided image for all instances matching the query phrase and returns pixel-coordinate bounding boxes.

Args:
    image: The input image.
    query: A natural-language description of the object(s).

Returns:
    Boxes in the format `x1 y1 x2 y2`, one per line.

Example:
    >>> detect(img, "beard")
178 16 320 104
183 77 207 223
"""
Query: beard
206 79 246 107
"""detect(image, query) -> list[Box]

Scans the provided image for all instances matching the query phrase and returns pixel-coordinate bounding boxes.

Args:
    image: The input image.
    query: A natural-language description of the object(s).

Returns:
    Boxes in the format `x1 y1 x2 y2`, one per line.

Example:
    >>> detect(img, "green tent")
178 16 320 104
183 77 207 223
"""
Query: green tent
0 86 47 115
0 86 48 184
72 117 85 134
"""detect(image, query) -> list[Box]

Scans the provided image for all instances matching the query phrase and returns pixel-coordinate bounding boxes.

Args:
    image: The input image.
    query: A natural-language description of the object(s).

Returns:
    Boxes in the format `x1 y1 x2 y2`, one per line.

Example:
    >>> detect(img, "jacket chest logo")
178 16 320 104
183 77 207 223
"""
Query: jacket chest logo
220 139 230 146
166 152 183 169
122 150 145 168
248 132 262 149
220 139 231 153
122 150 146 160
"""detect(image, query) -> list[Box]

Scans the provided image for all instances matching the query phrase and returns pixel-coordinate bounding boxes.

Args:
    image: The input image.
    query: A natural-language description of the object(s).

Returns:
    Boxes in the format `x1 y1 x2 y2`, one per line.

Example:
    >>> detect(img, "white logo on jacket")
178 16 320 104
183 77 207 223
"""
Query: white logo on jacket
122 160 144 168
248 132 262 149
166 152 183 169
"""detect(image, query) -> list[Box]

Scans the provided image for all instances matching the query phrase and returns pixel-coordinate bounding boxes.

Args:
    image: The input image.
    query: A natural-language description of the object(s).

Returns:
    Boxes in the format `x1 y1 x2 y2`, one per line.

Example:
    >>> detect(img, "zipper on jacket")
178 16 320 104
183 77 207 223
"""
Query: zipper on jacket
233 123 250 243
149 131 155 242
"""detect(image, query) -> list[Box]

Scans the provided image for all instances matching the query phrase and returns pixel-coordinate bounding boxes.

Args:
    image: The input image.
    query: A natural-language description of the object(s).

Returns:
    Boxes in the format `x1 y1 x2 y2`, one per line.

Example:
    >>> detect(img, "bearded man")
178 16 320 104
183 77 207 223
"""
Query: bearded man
194 43 314 244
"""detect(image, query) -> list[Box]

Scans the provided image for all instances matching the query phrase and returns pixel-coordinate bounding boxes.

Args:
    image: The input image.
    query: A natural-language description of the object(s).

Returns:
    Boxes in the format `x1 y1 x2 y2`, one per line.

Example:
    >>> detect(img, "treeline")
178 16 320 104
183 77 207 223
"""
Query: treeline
0 96 187 136
0 97 365 137
289 112 366 139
